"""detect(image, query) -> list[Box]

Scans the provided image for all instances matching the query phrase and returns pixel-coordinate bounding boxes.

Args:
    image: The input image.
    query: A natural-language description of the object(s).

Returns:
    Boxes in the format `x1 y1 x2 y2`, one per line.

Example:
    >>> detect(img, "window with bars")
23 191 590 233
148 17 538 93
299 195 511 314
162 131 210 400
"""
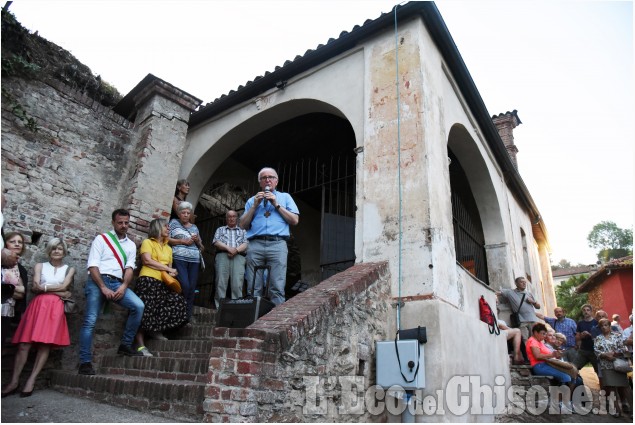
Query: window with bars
449 150 489 284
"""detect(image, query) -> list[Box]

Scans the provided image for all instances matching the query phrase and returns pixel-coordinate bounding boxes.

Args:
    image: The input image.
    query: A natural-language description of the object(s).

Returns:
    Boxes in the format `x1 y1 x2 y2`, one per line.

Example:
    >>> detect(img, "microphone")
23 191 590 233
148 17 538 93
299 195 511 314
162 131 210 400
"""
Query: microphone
264 185 271 207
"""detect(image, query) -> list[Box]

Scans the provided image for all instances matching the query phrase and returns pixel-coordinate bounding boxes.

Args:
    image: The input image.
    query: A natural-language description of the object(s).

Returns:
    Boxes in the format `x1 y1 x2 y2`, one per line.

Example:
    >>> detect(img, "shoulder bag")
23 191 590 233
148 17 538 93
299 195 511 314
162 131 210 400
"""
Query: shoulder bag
509 293 525 328
150 240 182 294
613 357 632 373
546 358 578 380
60 265 78 314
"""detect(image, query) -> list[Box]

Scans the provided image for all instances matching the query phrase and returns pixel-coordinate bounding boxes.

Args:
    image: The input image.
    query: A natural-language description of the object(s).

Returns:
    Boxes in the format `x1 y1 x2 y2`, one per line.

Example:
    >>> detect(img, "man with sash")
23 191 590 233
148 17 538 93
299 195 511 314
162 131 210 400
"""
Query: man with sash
78 209 144 375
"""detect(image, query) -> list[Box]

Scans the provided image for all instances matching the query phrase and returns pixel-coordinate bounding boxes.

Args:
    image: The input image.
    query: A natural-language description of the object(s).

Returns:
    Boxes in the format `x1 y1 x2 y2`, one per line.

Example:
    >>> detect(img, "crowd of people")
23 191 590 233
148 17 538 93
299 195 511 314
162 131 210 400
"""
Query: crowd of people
1 166 299 395
497 278 633 417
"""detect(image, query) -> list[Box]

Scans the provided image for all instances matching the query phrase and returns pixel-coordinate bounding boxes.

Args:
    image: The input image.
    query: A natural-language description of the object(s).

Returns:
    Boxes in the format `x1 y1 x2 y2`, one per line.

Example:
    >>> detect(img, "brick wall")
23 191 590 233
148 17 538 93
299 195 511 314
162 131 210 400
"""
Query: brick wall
204 262 393 422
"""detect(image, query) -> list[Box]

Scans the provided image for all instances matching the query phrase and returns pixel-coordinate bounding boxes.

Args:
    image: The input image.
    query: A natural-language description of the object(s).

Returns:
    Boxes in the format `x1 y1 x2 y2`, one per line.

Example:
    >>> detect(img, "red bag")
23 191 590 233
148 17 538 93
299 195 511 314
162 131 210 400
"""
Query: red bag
479 296 500 335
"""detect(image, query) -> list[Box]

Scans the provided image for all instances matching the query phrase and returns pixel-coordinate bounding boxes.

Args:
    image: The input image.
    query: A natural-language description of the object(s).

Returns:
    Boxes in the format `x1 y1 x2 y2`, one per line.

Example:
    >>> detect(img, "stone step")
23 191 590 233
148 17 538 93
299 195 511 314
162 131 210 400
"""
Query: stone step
99 355 209 382
49 370 205 422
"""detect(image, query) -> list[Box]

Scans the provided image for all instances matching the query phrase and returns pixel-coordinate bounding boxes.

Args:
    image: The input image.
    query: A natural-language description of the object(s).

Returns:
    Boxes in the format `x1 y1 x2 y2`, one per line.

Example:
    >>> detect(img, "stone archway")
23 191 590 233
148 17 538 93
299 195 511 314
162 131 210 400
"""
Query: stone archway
183 103 358 305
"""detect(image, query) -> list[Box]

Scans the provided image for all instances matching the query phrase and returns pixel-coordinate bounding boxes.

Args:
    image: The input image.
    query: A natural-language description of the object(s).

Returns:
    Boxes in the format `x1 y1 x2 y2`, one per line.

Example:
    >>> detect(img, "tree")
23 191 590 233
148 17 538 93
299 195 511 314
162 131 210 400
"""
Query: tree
555 275 589 321
587 221 633 262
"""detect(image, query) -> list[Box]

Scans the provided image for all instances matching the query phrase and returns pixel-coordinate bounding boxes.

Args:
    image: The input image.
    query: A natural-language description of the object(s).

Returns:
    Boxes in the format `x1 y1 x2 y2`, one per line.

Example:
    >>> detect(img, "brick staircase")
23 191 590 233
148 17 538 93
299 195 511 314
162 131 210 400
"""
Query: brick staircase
49 306 216 422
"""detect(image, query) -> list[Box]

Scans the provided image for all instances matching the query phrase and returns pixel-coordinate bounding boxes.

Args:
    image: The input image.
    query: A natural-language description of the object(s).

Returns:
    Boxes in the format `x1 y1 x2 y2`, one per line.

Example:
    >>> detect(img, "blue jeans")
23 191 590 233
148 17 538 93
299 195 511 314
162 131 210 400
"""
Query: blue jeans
173 259 199 320
79 275 144 363
245 239 287 306
532 362 572 385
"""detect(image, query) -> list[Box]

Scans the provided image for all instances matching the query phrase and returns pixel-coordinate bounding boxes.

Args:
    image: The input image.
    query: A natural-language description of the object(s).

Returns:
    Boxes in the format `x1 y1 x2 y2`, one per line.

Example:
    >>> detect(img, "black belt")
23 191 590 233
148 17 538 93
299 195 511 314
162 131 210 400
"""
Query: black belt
102 274 123 282
249 235 289 242
216 251 247 257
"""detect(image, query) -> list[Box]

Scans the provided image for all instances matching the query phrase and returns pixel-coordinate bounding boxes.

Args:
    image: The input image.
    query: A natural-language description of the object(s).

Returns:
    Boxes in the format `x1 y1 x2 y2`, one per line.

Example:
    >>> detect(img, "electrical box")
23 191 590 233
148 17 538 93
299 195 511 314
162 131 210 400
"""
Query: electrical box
376 339 425 390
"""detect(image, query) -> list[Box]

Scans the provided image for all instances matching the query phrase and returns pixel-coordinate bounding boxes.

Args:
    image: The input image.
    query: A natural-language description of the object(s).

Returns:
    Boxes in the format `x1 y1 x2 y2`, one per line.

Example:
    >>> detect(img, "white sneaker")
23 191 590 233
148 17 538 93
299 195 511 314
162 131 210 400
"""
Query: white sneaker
150 331 168 341
137 346 153 357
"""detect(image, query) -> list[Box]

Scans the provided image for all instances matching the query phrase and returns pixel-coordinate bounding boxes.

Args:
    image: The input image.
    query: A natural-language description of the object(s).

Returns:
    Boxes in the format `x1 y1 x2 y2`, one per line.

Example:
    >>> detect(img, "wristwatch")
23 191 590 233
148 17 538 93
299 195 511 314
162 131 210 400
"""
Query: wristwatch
275 204 281 210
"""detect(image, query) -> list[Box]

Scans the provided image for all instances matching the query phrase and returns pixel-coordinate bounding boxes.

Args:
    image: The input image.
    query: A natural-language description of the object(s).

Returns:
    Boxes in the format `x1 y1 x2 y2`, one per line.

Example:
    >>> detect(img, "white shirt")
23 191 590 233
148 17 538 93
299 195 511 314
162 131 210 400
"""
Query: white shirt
86 230 136 278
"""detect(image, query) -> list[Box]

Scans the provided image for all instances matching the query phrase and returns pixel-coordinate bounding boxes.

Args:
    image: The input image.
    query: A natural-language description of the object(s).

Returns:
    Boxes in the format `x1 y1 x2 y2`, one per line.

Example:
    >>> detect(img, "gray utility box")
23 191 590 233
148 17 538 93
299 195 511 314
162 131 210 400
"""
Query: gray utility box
376 339 425 390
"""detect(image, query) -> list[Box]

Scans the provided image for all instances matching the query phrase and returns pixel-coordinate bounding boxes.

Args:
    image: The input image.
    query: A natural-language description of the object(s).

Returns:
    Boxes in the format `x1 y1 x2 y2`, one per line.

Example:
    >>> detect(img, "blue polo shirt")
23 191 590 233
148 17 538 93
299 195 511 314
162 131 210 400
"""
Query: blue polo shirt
544 316 577 349
243 190 299 239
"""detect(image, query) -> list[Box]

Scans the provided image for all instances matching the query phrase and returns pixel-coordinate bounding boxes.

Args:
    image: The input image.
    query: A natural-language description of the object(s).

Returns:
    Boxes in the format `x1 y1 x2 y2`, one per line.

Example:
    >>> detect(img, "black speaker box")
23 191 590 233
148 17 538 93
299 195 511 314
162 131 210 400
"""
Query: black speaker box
217 296 275 328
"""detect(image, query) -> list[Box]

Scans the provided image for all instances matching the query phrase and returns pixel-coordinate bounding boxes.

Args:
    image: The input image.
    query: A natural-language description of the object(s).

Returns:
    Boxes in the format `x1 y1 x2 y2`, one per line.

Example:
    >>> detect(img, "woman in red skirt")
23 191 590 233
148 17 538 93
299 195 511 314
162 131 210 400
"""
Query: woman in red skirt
1 238 75 398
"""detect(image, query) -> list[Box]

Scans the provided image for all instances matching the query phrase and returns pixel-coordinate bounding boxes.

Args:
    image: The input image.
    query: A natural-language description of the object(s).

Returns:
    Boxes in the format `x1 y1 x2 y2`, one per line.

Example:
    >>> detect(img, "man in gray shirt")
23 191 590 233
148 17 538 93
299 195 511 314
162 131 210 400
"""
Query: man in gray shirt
497 276 541 341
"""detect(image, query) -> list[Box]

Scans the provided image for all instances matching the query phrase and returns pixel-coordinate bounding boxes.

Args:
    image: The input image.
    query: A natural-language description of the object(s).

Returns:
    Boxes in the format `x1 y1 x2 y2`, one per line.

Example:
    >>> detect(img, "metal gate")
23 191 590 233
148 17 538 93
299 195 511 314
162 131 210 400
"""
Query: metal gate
193 154 356 306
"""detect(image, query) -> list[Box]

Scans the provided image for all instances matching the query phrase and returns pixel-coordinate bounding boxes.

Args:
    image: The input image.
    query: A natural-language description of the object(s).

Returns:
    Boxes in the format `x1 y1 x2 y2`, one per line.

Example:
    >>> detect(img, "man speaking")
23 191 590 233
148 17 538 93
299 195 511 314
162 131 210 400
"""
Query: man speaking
240 167 299 306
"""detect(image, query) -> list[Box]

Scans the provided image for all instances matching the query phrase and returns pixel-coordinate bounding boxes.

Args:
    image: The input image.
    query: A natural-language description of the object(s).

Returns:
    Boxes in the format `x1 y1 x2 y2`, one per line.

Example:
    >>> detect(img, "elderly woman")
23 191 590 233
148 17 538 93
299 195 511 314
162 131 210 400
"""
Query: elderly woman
133 219 188 356
2 238 75 398
595 318 630 417
170 179 190 220
168 202 204 323
1 232 28 349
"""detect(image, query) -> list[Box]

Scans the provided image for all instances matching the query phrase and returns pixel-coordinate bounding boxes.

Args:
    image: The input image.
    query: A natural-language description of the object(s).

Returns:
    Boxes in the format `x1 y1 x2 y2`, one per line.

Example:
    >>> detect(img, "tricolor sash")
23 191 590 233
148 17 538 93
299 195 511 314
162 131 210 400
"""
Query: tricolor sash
101 231 128 273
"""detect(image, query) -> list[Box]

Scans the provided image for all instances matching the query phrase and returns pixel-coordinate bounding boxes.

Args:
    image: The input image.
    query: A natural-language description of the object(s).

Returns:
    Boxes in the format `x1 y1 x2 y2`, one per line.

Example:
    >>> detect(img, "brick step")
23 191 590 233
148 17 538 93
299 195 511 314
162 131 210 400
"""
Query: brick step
99 355 209 382
191 306 216 324
49 370 205 422
165 323 214 340
144 339 214 353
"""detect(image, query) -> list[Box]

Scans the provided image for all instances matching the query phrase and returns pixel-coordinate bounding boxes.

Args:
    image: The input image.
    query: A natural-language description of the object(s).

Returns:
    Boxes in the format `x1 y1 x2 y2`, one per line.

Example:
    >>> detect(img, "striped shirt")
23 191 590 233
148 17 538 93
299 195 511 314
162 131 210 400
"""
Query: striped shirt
168 219 201 263
212 225 247 249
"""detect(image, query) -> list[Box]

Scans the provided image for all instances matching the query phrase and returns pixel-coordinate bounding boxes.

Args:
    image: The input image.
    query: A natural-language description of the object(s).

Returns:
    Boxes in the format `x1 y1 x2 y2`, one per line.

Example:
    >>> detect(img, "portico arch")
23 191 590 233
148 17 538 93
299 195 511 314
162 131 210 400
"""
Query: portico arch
181 99 358 303
447 123 511 286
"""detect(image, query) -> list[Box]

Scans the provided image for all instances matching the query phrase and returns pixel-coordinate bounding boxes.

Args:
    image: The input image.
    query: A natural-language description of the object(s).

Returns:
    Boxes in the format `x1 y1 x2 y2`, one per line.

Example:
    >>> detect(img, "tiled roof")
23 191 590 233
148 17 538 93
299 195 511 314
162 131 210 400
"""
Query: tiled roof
575 255 633 293
184 1 549 245
552 265 598 277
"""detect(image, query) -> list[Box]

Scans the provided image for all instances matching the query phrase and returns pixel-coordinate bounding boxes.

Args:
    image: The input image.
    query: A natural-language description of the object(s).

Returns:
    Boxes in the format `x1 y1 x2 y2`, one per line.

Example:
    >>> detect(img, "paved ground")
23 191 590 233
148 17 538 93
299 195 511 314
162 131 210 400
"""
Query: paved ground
1 367 631 422
1 389 174 423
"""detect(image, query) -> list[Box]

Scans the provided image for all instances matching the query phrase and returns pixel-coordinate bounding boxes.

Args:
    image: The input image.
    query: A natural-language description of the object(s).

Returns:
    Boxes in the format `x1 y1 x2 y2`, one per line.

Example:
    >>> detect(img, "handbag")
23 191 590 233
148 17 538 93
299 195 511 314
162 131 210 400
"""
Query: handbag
198 251 206 272
61 297 78 314
613 357 632 373
546 358 578 380
479 296 500 335
509 293 525 328
161 271 182 294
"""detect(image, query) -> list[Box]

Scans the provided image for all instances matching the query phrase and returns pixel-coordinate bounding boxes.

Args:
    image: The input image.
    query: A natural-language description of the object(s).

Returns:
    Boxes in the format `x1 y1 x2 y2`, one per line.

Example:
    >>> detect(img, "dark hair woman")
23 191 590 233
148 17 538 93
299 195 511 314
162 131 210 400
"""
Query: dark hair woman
594 318 630 417
1 232 28 350
170 179 190 220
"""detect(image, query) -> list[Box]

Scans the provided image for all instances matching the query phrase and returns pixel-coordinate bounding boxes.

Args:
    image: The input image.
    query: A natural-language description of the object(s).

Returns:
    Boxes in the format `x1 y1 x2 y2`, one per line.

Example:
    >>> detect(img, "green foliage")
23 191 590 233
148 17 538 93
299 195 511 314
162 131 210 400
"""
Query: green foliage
555 274 589 321
11 103 39 132
587 221 633 262
1 55 41 78
1 88 39 133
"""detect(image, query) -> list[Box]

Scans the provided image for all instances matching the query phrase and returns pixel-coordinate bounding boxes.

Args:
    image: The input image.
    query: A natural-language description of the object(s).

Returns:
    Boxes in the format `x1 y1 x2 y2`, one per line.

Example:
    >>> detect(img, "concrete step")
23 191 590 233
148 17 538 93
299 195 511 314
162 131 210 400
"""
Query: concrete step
49 370 205 422
99 355 209 383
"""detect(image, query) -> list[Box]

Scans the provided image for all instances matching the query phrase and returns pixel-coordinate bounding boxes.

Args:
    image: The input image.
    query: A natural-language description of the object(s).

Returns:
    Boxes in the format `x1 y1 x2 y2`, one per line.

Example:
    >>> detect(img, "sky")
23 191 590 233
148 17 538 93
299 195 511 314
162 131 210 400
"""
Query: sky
7 0 634 266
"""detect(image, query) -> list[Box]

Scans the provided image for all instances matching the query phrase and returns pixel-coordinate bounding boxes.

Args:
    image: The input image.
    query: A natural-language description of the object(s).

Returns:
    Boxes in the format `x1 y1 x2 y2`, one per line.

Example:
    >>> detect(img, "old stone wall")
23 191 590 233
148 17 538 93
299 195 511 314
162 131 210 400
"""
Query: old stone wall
205 262 393 422
1 75 140 368
1 72 198 370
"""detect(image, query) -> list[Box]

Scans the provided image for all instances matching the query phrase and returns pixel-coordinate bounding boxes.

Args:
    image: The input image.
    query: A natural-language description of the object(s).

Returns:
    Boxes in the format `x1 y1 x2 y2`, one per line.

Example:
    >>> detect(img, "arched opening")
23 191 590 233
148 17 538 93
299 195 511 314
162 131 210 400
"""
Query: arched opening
447 124 508 286
448 149 488 283
192 112 357 306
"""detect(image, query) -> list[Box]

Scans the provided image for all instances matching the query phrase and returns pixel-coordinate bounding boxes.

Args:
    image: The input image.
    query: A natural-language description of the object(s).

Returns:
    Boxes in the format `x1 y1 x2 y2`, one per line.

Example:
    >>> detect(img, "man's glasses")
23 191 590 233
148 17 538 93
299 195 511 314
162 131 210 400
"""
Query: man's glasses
260 175 278 181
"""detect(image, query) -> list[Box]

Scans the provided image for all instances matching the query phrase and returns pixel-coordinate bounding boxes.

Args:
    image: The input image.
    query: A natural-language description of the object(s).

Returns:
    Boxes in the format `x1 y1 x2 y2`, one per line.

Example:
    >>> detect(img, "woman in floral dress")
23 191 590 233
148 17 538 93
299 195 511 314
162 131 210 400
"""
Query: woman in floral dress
133 218 187 356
